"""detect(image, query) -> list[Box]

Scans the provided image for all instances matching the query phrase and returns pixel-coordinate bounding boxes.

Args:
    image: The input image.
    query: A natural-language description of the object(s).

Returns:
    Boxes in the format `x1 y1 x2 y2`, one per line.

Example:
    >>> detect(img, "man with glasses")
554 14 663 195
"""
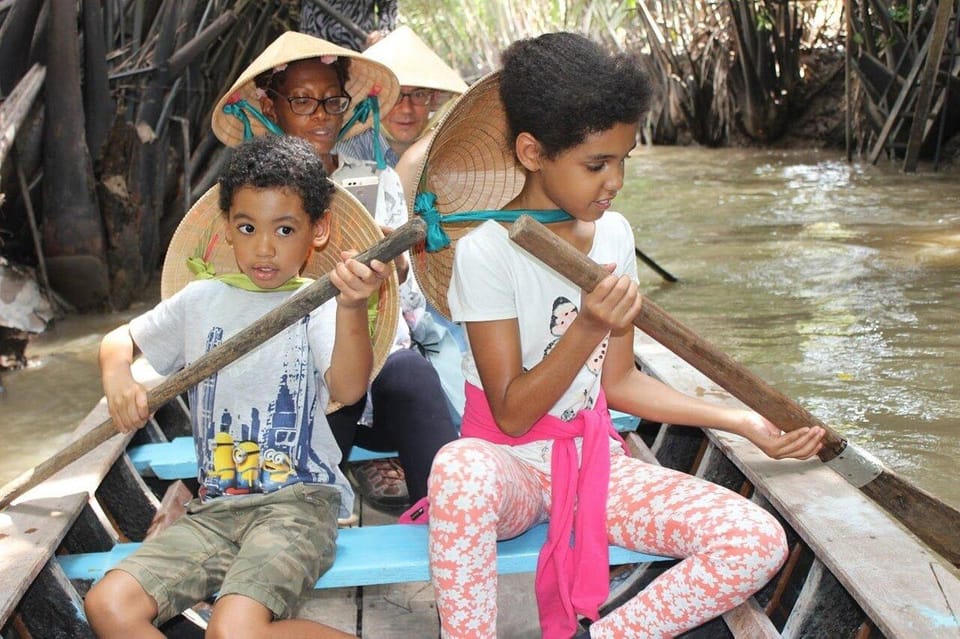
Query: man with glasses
336 26 468 168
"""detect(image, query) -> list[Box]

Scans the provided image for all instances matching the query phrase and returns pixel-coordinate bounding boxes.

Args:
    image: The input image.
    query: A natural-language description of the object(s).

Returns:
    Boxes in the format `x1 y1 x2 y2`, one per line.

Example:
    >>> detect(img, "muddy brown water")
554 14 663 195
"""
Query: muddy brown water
2 146 958 511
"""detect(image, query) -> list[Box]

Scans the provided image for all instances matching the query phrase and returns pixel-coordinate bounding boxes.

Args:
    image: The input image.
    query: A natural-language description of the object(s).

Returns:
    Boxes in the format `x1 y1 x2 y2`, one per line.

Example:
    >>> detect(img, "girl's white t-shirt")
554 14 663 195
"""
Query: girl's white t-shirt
448 212 639 423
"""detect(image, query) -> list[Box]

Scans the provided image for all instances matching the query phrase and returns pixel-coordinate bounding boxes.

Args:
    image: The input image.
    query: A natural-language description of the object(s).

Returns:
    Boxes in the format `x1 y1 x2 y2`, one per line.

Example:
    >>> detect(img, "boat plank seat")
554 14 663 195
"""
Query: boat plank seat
128 412 641 480
58 522 668 589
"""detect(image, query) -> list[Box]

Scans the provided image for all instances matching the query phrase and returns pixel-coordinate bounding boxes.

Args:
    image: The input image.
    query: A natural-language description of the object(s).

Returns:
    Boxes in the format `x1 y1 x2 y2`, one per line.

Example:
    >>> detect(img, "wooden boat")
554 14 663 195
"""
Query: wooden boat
2 328 959 638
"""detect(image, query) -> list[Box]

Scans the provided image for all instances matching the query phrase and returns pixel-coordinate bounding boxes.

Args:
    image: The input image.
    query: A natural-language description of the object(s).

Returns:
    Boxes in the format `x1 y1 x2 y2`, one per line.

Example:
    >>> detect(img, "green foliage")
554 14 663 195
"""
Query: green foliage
888 4 911 24
400 0 841 146
400 0 641 79
755 6 775 32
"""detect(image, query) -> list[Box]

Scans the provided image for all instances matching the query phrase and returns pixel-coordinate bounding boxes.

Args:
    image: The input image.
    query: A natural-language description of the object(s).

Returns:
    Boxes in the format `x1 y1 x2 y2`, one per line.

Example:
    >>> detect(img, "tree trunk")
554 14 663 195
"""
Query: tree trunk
0 0 44 95
41 0 109 309
97 118 146 311
82 0 114 162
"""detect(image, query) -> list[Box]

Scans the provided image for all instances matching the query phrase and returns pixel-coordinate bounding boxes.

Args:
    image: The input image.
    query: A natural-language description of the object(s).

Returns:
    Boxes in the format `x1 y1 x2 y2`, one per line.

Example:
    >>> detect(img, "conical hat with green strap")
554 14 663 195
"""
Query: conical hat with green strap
212 31 400 146
409 71 527 318
161 182 399 411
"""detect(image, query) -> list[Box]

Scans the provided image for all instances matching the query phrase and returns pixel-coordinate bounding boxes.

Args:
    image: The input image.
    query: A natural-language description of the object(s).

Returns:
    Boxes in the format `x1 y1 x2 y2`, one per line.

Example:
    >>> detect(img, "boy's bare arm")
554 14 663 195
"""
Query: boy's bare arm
326 252 388 404
99 324 149 433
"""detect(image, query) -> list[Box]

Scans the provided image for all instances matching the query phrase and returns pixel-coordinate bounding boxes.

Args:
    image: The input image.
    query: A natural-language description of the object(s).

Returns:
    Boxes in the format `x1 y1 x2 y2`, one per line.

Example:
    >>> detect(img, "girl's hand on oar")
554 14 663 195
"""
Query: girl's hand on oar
740 411 825 460
579 264 643 335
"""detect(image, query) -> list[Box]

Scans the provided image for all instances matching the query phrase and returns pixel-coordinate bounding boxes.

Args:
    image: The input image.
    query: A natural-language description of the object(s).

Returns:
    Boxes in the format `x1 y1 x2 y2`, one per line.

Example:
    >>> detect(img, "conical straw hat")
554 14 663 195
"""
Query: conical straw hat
409 71 523 319
363 26 468 95
161 183 399 410
212 31 400 146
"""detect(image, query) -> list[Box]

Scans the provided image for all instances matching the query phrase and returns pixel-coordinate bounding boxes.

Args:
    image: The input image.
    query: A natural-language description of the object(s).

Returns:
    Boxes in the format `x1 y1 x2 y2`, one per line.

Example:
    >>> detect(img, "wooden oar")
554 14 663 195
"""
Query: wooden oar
0 218 426 511
635 246 678 282
510 214 960 566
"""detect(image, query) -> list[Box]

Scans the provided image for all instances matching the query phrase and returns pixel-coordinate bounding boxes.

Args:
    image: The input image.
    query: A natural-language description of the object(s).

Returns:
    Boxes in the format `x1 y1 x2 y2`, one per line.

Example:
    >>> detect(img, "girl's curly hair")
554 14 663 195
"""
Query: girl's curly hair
500 32 651 158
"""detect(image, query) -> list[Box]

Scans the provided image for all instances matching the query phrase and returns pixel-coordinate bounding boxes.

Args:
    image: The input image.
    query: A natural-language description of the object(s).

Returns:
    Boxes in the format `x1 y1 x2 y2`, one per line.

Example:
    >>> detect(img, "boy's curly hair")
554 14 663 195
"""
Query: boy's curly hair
499 32 651 158
218 135 334 222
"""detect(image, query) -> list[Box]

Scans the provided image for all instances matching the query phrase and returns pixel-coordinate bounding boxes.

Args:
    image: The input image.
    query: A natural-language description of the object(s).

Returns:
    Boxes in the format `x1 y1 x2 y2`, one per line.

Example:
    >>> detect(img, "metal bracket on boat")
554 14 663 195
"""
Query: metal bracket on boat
824 442 884 488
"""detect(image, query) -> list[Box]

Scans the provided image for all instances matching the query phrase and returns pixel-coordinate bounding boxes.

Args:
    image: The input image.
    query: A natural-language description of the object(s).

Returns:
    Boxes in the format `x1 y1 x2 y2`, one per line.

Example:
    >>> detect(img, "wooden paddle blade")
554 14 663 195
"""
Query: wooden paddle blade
861 469 960 566
0 218 426 511
509 214 960 566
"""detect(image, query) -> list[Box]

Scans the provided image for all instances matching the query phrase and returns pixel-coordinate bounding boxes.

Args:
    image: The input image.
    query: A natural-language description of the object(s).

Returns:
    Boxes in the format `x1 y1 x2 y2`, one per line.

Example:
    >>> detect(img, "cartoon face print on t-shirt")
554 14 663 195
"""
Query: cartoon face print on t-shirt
542 296 609 420
543 296 609 370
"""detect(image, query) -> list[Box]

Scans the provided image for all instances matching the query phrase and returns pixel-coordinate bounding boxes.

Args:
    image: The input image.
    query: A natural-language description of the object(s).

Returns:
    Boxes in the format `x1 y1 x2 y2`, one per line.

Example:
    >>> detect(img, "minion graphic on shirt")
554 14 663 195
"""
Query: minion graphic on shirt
228 440 260 494
211 431 237 491
260 448 296 492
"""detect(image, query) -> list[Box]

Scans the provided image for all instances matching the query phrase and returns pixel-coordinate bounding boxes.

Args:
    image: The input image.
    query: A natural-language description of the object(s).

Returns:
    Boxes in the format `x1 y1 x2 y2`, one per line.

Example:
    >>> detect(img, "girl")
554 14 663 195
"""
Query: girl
410 33 825 638
212 32 459 510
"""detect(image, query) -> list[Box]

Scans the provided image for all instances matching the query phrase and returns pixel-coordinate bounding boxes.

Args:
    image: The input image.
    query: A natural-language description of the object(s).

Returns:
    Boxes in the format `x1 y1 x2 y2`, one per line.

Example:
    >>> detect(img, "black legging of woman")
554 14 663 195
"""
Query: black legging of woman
327 348 459 503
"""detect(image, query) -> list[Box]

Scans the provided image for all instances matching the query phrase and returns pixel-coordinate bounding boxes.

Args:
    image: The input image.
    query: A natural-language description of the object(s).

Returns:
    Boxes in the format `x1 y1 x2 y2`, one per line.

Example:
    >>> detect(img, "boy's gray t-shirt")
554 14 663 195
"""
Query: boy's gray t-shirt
129 279 354 517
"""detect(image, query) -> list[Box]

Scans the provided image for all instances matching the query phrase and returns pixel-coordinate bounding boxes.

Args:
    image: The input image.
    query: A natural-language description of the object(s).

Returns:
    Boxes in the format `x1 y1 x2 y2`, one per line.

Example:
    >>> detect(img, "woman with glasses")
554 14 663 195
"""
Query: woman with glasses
214 32 459 513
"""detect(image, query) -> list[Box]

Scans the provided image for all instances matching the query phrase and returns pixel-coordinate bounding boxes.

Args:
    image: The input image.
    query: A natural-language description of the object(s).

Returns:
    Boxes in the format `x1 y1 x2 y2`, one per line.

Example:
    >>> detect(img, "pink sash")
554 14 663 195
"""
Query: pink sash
461 383 627 638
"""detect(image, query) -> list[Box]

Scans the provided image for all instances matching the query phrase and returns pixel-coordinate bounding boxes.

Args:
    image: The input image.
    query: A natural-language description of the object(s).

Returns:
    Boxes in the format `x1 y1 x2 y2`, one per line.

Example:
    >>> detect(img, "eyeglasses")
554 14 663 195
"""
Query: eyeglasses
268 89 351 116
396 89 434 107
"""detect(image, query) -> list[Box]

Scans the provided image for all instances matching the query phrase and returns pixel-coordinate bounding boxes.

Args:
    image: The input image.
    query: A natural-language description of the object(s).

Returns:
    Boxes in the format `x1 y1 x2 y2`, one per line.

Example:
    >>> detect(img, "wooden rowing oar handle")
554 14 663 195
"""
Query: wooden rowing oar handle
0 218 426 511
509 215 846 459
511 215 960 567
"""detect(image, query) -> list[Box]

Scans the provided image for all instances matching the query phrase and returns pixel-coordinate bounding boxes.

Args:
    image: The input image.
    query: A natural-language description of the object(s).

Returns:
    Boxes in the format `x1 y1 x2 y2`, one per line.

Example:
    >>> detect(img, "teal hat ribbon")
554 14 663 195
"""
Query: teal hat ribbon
338 96 386 170
223 97 285 140
414 192 573 252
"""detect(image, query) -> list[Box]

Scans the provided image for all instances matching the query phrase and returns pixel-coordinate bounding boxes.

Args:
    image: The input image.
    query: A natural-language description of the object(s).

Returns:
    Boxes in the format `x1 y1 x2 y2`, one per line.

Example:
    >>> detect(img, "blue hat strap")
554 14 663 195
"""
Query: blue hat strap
222 98 285 140
414 191 574 253
338 96 386 170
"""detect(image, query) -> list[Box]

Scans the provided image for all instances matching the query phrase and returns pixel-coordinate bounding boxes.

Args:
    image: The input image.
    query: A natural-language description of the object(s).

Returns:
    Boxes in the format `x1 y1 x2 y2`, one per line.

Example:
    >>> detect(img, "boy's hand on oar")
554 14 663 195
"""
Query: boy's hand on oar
103 375 150 433
331 249 389 309
740 410 825 460
579 264 643 335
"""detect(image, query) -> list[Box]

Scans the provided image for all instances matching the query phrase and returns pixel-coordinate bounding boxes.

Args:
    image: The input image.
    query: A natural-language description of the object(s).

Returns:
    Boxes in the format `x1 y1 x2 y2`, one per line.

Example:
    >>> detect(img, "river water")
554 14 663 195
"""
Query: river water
2 146 958 509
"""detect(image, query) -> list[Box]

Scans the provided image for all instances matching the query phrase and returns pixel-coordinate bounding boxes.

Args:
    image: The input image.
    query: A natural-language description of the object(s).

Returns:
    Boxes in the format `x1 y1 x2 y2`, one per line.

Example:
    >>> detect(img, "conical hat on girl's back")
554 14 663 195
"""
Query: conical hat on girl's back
408 71 523 319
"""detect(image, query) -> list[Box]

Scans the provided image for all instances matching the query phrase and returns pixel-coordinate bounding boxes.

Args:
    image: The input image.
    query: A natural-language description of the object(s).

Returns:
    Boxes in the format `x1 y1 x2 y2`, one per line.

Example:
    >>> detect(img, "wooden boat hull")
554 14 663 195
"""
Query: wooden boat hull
2 337 959 638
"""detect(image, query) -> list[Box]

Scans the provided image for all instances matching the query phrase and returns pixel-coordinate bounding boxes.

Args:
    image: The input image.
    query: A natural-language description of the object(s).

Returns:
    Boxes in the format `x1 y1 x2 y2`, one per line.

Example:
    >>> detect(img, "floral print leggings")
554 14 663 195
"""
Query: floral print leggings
427 438 788 638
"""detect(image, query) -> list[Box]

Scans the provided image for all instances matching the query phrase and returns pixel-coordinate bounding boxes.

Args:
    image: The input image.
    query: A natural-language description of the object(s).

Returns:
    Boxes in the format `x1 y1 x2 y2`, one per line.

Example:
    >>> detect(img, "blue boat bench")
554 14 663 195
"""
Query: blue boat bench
98 410 671 591
58 522 670 590
127 410 643 481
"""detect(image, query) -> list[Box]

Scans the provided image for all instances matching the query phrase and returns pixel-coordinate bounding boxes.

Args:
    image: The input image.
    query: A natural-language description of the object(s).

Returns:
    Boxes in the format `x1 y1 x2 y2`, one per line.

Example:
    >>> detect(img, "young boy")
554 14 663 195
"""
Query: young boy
83 135 387 639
